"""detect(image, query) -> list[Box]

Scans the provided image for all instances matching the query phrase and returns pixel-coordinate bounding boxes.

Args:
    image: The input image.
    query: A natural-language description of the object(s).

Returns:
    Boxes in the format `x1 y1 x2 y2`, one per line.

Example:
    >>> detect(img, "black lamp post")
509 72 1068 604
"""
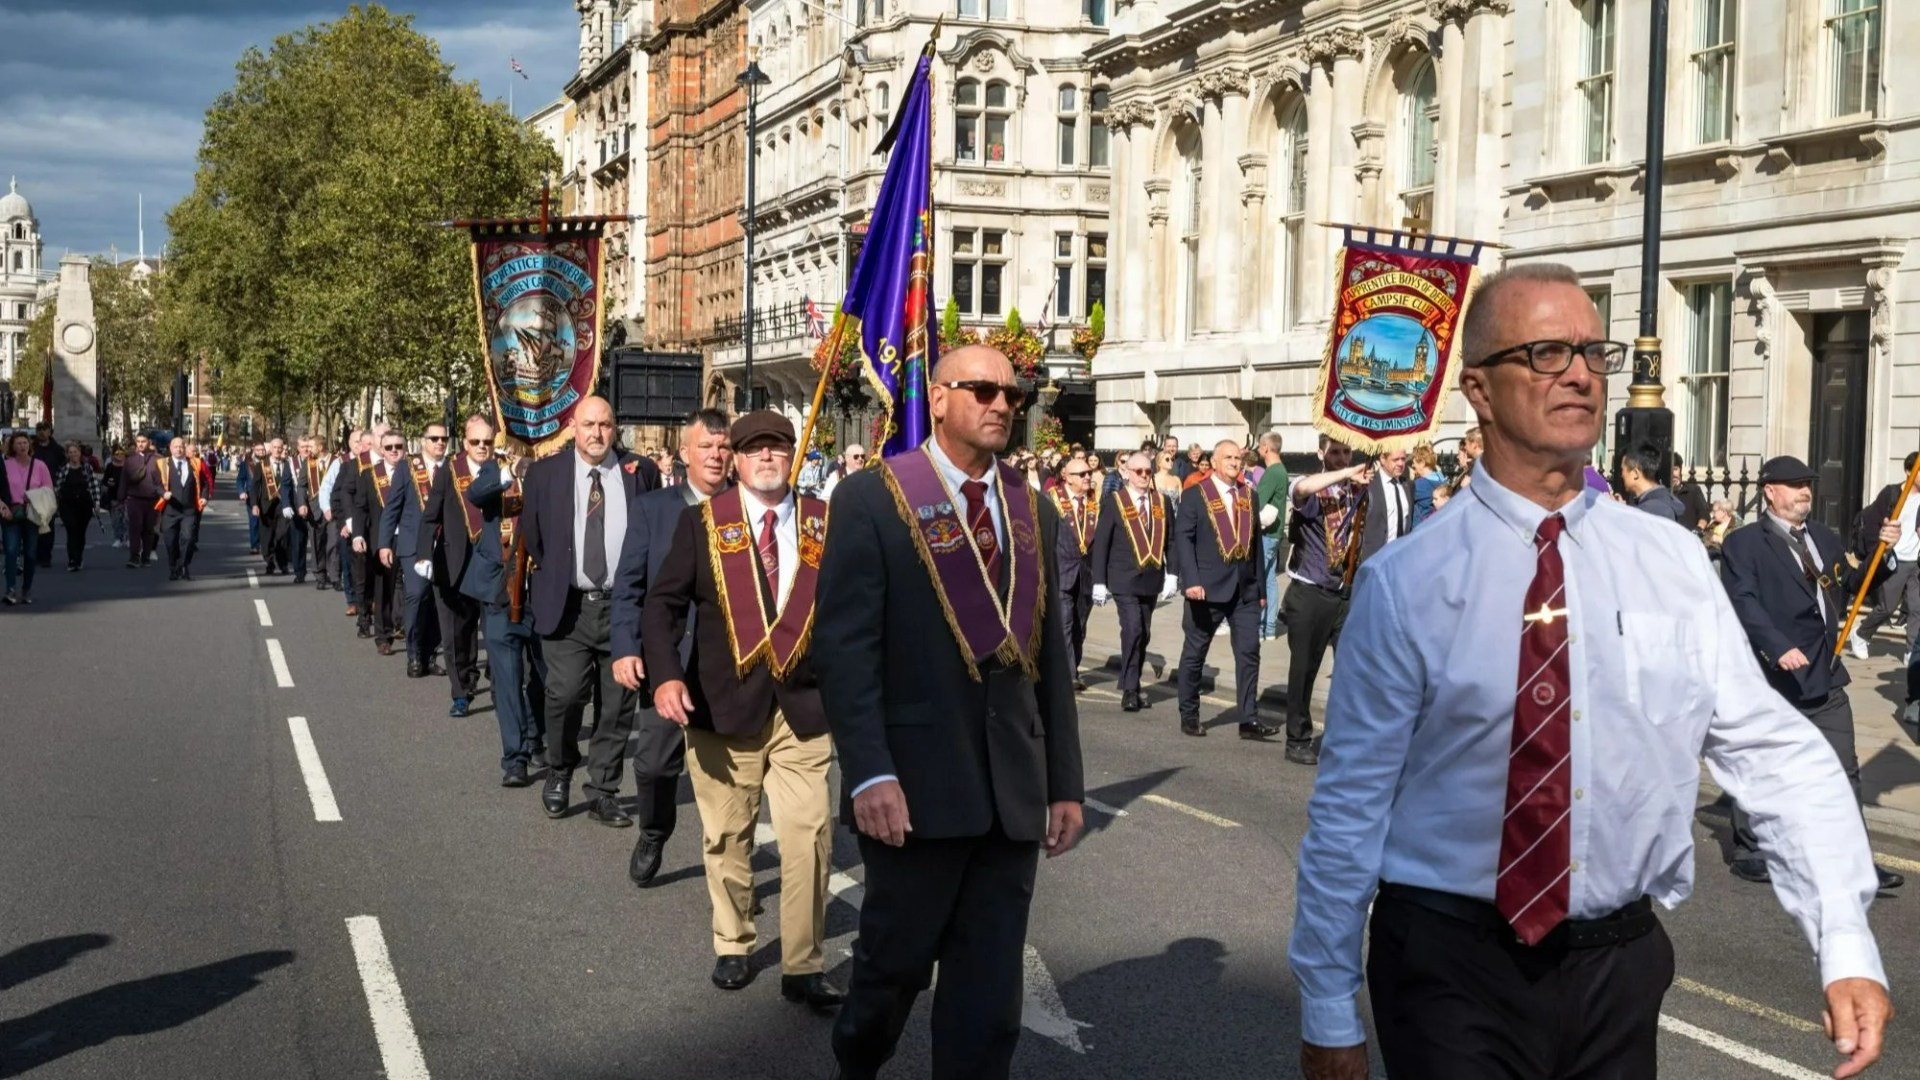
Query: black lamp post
1617 0 1676 475
738 58 772 409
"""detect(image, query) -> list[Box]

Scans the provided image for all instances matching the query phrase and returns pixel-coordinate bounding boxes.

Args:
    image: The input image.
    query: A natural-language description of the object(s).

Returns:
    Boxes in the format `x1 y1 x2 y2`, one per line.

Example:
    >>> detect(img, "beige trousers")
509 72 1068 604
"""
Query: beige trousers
685 710 834 974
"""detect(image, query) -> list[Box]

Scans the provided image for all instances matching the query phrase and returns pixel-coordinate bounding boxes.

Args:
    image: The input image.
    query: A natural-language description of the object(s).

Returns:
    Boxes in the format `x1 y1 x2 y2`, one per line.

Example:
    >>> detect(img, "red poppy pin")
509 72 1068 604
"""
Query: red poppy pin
623 460 638 475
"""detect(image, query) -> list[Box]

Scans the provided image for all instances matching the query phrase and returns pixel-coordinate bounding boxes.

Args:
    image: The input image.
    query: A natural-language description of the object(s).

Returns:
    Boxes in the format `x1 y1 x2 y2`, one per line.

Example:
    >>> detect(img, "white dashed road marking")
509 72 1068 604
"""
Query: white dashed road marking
254 598 273 627
345 916 431 1080
1084 798 1129 817
1671 976 1822 1034
1140 794 1241 828
1658 1015 1826 1079
265 639 294 688
248 571 259 589
286 717 341 822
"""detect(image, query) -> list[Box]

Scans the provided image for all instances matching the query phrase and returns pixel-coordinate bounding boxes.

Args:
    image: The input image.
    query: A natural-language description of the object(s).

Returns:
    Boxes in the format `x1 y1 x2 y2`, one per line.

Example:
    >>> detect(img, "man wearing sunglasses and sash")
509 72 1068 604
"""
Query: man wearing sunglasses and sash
416 420 487 717
1091 449 1179 712
817 345 1084 1080
1051 455 1098 691
352 431 406 655
1173 440 1280 741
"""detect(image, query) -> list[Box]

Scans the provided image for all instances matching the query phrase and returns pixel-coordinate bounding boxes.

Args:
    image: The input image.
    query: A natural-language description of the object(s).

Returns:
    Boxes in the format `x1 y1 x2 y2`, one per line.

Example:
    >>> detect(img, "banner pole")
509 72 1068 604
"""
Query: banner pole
790 316 851 489
1835 446 1920 657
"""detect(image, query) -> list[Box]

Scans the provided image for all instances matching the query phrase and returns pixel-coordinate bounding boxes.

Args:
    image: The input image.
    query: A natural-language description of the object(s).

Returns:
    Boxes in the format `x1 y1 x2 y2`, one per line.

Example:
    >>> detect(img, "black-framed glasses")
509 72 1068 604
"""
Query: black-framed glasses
382 442 405 451
1475 339 1629 376
937 380 1028 410
424 434 448 443
465 438 491 447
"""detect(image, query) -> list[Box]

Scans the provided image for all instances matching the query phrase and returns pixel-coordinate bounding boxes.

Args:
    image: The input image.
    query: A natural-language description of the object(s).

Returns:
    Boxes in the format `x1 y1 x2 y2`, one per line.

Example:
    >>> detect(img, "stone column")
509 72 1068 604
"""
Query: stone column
1457 1 1510 244
1309 30 1367 313
1144 179 1172 341
1301 62 1335 324
1432 11 1467 235
1114 103 1158 343
1202 69 1250 334
52 254 98 445
1238 153 1269 331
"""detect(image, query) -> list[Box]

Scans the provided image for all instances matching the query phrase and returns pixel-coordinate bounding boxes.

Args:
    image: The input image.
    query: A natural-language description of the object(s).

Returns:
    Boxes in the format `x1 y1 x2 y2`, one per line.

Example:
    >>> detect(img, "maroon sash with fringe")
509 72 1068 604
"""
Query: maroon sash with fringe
1054 489 1096 555
1115 488 1165 569
706 487 825 680
1204 477 1254 562
451 455 486 541
883 446 1045 682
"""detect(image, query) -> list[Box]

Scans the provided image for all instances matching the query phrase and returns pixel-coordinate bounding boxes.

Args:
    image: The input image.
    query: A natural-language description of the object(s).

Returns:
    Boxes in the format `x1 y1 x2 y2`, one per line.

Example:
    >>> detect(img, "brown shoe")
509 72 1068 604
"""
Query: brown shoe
376 640 394 656
345 604 358 617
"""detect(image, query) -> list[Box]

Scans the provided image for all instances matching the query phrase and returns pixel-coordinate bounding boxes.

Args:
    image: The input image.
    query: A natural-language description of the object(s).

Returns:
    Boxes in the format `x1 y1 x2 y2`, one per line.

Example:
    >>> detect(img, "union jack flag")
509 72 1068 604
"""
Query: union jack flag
510 58 529 80
804 296 829 340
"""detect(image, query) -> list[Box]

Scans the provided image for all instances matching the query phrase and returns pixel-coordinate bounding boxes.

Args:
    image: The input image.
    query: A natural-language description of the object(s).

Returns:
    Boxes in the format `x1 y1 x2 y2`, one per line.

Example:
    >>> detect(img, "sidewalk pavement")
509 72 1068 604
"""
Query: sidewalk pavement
1074 588 1920 843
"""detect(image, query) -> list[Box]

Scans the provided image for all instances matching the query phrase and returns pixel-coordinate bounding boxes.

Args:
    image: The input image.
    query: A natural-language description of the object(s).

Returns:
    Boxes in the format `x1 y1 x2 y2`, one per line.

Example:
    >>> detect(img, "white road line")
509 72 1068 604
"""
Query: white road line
1658 1015 1826 1079
1672 976 1822 1034
247 571 259 589
1020 944 1090 1053
827 871 866 908
265 639 294 688
254 598 273 627
345 917 431 1080
1140 793 1241 828
286 717 342 822
1084 797 1129 817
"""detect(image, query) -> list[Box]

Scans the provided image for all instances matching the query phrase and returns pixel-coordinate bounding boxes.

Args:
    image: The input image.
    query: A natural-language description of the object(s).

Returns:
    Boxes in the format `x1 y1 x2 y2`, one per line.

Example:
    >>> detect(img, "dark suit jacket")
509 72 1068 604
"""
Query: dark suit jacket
814 467 1084 843
331 454 359 529
1053 492 1096 596
416 460 475 589
611 483 705 663
1358 472 1413 560
158 456 200 514
349 458 393 548
1719 516 1884 703
1090 487 1173 596
1174 479 1265 605
248 456 302 515
519 448 662 637
379 456 432 562
640 492 827 737
459 460 517 609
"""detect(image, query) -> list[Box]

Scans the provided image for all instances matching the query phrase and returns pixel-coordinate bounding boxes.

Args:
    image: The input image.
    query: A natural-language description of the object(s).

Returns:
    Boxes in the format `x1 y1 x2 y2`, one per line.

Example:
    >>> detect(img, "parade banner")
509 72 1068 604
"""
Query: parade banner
1310 226 1489 454
467 219 607 457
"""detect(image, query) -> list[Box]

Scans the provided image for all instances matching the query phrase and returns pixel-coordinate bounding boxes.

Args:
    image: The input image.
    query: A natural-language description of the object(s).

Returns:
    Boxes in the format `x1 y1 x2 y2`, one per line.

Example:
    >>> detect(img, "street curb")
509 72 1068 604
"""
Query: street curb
1697 774 1920 845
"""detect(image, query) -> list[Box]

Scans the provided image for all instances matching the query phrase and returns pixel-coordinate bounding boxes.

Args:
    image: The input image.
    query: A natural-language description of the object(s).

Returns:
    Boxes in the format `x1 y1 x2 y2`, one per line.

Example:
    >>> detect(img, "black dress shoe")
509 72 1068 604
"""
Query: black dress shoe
406 659 425 679
1179 718 1206 737
169 569 181 581
180 569 192 581
587 795 632 827
711 955 753 991
1239 722 1280 741
541 775 570 818
1285 745 1320 766
1072 679 1089 693
428 659 447 677
357 626 373 639
1877 864 1906 890
449 697 470 718
1730 859 1771 884
1121 690 1141 713
501 761 531 787
781 972 845 1011
294 574 306 584
629 836 665 887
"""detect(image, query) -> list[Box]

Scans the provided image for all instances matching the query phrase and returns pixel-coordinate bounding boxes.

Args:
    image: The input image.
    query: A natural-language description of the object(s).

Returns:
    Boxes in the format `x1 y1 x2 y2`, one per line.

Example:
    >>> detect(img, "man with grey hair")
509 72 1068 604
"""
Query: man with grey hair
1091 448 1178 711
1292 262 1892 1080
820 443 867 501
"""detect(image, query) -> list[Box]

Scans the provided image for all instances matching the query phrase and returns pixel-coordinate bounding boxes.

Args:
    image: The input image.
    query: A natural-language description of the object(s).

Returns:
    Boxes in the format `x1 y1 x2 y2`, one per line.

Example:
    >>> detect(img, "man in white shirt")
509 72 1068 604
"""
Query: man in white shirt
1849 450 1920 661
1291 262 1892 1080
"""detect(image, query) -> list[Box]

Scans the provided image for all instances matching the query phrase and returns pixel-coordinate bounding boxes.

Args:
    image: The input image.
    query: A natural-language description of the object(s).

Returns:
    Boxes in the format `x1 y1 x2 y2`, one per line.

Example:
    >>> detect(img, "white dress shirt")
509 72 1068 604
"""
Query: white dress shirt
1896 493 1920 563
571 453 629 590
738 484 798 609
1289 468 1884 1048
318 457 342 509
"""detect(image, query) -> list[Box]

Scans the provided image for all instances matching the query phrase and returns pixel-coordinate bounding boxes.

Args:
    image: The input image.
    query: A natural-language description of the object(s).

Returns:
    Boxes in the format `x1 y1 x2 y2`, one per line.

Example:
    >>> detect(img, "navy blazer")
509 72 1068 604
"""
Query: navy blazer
1718 516 1884 703
1052 492 1096 595
459 460 516 609
415 461 474 589
611 482 705 663
519 448 662 637
1174 479 1265 605
379 457 431 561
1090 488 1175 596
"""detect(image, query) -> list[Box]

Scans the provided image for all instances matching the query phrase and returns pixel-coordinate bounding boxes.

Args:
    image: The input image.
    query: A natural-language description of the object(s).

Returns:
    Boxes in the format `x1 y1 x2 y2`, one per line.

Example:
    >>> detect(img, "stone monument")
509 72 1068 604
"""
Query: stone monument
52 254 99 443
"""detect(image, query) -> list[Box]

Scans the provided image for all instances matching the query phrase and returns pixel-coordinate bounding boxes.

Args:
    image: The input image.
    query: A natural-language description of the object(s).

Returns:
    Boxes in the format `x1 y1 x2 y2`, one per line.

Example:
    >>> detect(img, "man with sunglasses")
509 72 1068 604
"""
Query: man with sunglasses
304 436 338 590
352 430 407 654
1173 439 1277 741
1293 263 1892 1080
820 444 866 502
380 423 450 682
816 346 1083 1080
1091 449 1178 712
1052 456 1098 691
249 437 304 576
416 419 489 718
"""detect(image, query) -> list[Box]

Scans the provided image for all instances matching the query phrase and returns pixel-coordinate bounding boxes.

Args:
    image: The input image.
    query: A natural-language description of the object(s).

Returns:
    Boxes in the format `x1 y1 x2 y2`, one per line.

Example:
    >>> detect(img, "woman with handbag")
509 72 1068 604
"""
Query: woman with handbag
3 431 55 605
54 441 102 572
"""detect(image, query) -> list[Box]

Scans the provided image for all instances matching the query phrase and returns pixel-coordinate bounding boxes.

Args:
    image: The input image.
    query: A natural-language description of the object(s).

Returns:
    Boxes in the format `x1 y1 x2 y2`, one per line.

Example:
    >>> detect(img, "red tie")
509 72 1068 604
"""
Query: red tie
758 508 780 611
1497 513 1573 945
961 479 1001 587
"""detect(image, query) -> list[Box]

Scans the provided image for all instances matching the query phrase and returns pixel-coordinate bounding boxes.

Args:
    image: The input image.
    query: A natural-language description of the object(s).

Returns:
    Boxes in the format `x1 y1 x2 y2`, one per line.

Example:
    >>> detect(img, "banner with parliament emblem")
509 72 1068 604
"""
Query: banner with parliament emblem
467 219 608 456
1310 226 1489 454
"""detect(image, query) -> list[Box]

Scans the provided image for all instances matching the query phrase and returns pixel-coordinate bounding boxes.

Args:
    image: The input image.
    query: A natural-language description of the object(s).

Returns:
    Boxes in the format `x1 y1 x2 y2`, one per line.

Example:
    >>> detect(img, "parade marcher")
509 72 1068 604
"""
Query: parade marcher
612 408 733 887
1620 441 1689 526
816 345 1084 1080
324 430 366 610
1090 449 1177 712
351 430 405 653
460 422 548 786
1717 455 1905 892
415 420 484 717
2 431 53 605
249 438 304 575
158 436 205 581
239 443 266 555
1172 440 1274 740
1849 450 1920 661
1358 447 1414 556
1051 454 1097 691
1277 437 1373 765
519 396 661 824
640 410 842 1007
1252 433 1290 639
1290 263 1893 1080
380 423 447 681
54 441 100 572
120 433 163 568
305 436 337 590
342 424 387 621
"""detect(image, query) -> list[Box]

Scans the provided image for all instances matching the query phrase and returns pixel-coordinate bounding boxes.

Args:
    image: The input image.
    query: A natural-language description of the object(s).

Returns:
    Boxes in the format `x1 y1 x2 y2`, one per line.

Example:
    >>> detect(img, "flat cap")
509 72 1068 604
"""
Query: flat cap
1758 455 1817 484
729 410 796 451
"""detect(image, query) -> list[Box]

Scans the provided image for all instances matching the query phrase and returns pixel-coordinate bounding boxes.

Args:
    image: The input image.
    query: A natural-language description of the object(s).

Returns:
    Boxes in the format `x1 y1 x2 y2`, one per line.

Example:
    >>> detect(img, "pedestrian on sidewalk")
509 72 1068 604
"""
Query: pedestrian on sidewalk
53 441 100 572
29 422 63 570
1173 439 1276 741
412 422 482 715
2 431 53 605
236 442 259 554
1091 448 1177 712
102 446 127 548
1291 262 1893 1080
1252 433 1290 639
380 424 447 677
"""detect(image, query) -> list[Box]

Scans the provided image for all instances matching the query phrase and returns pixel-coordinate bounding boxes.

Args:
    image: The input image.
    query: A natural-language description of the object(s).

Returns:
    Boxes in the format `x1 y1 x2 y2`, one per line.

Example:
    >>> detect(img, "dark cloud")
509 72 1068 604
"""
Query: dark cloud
0 2 580 256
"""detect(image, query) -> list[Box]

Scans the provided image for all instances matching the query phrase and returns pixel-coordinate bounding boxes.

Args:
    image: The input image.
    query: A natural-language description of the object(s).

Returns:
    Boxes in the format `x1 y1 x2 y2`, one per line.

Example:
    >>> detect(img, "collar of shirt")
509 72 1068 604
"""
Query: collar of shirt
1764 509 1806 542
1209 472 1238 501
926 436 995 497
739 484 795 530
1467 466 1596 548
576 452 618 488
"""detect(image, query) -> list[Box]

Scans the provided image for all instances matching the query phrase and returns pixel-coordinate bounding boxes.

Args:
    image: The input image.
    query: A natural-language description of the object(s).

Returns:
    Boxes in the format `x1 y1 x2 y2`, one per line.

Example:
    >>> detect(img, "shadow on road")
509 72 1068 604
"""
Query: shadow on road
0 934 112 992
0 949 294 1078
1057 936 1293 1070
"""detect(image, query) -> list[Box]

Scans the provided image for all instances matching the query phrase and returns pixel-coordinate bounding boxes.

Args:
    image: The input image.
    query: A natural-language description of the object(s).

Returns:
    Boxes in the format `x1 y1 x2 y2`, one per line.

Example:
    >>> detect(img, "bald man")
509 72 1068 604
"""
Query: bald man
1173 440 1277 741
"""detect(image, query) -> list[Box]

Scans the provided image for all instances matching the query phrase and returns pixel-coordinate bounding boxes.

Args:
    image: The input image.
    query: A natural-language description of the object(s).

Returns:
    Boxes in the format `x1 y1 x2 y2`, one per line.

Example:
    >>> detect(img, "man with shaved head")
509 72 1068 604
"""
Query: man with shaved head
1172 438 1276 741
518 396 661 824
817 345 1084 1079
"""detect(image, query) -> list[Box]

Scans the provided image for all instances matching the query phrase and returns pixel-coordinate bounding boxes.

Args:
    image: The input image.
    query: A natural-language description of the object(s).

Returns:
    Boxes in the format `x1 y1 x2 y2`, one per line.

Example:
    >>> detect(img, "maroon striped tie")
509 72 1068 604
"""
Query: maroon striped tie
758 509 780 613
1497 512 1573 945
961 479 1001 587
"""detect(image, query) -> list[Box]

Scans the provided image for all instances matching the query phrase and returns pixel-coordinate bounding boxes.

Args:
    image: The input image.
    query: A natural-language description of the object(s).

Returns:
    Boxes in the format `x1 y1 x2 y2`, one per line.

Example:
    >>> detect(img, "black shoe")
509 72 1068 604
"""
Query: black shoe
357 626 373 639
629 836 665 887
169 569 181 581
1730 859 1771 884
541 775 570 818
376 640 394 657
126 559 139 568
406 659 425 678
501 761 531 787
1121 690 1141 713
587 796 633 828
180 568 192 581
1285 745 1320 766
1180 718 1205 737
449 697 470 718
1239 722 1280 741
1877 864 1906 890
781 972 845 1011
428 658 447 677
711 955 753 991
1072 679 1089 693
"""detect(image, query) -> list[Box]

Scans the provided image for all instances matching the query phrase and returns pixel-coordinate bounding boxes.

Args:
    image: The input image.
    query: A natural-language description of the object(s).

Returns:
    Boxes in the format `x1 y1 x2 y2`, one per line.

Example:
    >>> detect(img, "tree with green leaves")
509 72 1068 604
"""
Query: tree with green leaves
165 3 558 436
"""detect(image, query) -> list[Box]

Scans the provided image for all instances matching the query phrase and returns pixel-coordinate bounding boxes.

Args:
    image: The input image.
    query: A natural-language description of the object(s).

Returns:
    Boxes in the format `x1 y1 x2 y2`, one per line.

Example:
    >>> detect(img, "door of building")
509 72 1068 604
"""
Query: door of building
1808 311 1870 536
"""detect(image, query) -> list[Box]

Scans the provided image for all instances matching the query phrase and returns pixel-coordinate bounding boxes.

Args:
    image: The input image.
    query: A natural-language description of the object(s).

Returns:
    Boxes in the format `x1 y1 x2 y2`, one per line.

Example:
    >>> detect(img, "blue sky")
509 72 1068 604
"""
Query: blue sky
0 1 579 257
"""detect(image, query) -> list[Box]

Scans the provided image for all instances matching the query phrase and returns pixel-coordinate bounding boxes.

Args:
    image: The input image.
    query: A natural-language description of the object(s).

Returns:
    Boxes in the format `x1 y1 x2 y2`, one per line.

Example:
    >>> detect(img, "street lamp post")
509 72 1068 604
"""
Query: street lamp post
1618 0 1676 474
738 58 772 411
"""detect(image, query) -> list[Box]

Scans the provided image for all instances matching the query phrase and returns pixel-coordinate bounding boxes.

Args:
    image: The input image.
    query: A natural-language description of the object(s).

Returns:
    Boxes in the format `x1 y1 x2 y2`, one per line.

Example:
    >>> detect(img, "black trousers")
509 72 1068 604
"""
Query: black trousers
35 517 55 567
1058 576 1092 672
401 562 440 662
630 705 687 843
1367 890 1673 1079
359 559 400 643
58 505 91 567
308 517 337 585
259 505 292 570
1176 591 1261 725
1113 591 1156 692
832 827 1040 1080
160 507 199 571
434 582 480 701
1733 688 1859 860
1280 581 1349 748
123 500 157 562
541 591 636 799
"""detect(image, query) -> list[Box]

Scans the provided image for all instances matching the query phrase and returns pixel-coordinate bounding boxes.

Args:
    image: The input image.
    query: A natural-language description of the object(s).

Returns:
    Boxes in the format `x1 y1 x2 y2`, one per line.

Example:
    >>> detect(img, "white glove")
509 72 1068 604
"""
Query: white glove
1259 504 1279 528
1092 584 1110 606
281 506 295 519
413 559 432 580
1159 576 1179 601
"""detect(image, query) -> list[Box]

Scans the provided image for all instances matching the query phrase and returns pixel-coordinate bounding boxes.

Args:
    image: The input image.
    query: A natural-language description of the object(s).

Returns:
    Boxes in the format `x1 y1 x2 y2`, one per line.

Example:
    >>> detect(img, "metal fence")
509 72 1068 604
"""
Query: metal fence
709 300 821 347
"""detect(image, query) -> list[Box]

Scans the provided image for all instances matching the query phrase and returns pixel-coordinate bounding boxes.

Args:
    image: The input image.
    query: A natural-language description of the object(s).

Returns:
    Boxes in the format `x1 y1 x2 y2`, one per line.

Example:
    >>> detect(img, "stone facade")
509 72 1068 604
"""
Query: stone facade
566 0 649 341
0 177 50 404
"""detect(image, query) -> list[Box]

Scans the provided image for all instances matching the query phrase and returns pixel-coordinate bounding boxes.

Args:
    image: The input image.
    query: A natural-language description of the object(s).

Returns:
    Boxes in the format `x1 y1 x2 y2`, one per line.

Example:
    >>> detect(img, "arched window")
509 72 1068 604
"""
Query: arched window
1057 85 1078 167
955 78 981 161
1398 56 1438 225
1089 87 1110 168
1277 101 1309 331
873 82 891 136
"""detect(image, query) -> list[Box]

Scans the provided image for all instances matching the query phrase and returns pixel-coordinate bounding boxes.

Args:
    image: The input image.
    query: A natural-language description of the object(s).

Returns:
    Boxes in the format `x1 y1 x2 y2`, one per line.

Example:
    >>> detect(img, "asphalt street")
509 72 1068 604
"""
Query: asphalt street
2 487 1917 1079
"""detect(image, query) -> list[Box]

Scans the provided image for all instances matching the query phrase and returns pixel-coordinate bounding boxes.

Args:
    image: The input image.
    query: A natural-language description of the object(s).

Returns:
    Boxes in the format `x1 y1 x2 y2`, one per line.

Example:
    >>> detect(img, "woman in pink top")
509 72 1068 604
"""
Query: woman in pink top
3 430 54 605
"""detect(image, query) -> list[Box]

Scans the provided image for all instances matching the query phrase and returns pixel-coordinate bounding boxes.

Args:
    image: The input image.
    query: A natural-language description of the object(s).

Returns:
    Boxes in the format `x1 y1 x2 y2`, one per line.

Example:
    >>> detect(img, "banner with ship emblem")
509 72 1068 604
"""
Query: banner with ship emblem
467 219 607 456
1310 226 1488 455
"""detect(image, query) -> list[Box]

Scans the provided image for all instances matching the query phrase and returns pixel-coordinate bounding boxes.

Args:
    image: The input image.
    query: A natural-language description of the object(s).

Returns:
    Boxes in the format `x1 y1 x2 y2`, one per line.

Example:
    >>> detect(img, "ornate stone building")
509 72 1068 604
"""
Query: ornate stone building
566 0 649 341
1 178 50 400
